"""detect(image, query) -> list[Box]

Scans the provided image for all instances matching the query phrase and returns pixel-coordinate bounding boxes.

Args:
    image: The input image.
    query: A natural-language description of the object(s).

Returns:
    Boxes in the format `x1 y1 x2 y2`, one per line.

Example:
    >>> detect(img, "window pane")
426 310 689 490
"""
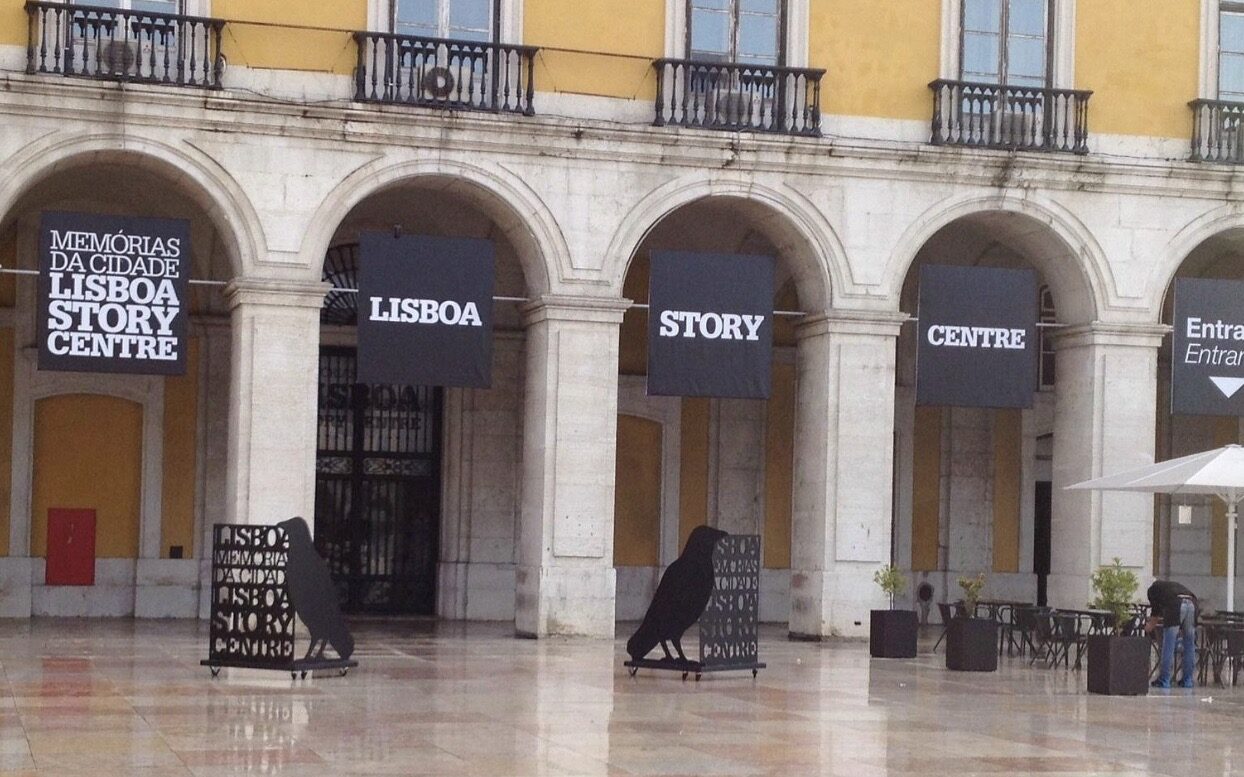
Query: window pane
80 0 124 8
964 0 1001 33
1222 52 1244 97
1223 12 1244 54
691 0 731 10
690 9 731 56
740 0 778 13
1006 35 1045 82
738 14 778 62
1007 0 1046 36
395 0 436 34
963 31 1000 79
449 0 491 33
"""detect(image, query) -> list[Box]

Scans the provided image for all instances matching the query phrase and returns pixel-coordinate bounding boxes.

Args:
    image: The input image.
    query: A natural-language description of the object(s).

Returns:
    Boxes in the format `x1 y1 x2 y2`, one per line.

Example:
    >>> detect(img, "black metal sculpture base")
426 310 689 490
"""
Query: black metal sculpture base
624 657 765 681
200 656 358 679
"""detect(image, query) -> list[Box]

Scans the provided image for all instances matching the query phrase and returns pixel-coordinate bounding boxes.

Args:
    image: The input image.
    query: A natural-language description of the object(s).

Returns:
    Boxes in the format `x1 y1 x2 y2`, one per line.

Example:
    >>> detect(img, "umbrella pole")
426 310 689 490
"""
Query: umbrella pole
1231 501 1239 612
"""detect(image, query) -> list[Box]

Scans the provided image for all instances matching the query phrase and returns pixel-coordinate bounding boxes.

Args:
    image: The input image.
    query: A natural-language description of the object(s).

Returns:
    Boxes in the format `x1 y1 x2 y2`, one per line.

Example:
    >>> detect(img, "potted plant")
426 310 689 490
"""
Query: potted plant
946 573 997 672
870 565 917 658
1086 558 1148 696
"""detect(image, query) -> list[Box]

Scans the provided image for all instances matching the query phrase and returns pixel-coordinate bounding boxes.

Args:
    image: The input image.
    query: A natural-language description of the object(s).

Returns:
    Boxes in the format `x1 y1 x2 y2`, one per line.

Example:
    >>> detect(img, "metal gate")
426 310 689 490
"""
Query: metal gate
314 347 442 615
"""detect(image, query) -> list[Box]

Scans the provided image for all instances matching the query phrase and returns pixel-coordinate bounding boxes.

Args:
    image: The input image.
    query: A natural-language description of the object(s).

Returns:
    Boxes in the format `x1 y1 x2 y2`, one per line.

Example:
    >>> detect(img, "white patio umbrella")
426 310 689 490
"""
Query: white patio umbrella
1068 444 1244 611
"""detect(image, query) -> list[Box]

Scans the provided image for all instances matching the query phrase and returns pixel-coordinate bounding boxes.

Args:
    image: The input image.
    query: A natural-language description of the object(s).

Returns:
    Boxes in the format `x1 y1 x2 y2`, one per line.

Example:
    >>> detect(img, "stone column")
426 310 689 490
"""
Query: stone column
789 311 904 639
224 279 327 529
1048 323 1164 608
515 295 627 638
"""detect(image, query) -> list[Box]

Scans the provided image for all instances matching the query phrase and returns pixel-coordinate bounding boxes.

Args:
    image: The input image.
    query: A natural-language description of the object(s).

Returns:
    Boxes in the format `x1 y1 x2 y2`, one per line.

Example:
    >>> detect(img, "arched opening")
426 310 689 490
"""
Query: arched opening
893 210 1096 614
315 176 532 618
0 152 239 617
613 196 819 625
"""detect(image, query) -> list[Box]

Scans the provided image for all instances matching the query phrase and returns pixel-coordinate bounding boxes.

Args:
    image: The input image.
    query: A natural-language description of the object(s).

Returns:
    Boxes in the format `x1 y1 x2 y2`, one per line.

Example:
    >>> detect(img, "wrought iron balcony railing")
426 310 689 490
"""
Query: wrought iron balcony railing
354 32 536 115
930 79 1092 154
1190 99 1244 163
653 58 824 136
25 1 224 88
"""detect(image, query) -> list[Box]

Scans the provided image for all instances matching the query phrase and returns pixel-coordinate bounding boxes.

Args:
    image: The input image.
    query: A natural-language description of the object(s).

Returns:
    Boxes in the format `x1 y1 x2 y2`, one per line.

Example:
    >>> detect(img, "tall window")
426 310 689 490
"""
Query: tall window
961 0 1049 86
75 0 182 11
688 0 783 66
393 0 493 42
1222 3 1244 101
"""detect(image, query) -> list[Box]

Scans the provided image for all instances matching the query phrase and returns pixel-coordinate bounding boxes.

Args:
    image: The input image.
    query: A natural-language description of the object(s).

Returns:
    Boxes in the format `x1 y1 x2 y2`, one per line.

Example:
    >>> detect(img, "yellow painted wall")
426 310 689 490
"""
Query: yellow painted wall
814 0 941 120
0 329 12 556
911 406 941 571
679 397 710 551
614 414 662 566
525 0 663 99
992 409 1021 573
1075 0 1199 138
213 0 363 74
1211 417 1237 576
161 338 199 559
32 395 142 558
763 362 794 569
0 0 24 47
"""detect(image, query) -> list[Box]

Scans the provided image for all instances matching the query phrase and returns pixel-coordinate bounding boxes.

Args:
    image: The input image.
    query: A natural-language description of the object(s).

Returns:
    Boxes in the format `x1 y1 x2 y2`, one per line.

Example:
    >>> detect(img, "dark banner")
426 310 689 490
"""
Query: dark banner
647 251 773 399
916 264 1038 408
1172 277 1244 416
38 211 189 375
356 232 494 387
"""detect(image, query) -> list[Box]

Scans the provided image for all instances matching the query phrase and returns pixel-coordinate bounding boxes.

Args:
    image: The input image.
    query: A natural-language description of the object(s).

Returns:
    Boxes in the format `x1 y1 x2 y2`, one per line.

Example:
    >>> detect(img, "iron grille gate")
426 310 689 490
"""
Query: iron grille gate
314 347 442 615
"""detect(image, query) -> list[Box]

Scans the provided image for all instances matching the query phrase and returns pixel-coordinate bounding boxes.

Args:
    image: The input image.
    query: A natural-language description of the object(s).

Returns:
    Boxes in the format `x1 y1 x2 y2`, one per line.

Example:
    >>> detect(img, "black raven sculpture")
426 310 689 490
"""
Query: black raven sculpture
278 516 355 661
627 525 727 664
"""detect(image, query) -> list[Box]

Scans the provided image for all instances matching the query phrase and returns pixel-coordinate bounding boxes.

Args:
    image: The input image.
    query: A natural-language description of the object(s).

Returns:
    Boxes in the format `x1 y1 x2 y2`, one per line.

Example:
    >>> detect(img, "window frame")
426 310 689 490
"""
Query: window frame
390 0 499 42
1220 1 1244 101
684 0 786 67
958 0 1055 87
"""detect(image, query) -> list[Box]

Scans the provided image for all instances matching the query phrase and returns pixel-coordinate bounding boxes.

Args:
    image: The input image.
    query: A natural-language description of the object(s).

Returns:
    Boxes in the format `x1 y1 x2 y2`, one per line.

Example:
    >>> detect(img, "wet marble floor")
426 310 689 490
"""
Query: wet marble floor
0 619 1238 776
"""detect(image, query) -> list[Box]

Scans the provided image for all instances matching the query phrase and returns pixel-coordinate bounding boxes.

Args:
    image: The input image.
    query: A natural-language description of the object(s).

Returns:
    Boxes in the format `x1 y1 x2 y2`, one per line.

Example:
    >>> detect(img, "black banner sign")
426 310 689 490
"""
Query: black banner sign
916 264 1038 408
38 211 189 375
647 251 773 399
1173 277 1244 416
356 232 494 387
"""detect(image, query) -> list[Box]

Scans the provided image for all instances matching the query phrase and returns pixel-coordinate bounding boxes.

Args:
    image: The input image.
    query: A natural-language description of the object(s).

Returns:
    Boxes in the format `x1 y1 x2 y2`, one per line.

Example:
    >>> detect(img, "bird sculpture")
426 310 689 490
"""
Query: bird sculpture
627 525 728 665
277 516 355 661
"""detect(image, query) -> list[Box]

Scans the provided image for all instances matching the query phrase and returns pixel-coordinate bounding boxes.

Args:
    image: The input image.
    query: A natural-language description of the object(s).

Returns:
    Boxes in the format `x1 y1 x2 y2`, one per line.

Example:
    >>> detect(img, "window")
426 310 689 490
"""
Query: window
76 0 183 11
1222 2 1244 100
961 0 1049 86
393 0 494 42
1038 285 1056 388
688 0 783 66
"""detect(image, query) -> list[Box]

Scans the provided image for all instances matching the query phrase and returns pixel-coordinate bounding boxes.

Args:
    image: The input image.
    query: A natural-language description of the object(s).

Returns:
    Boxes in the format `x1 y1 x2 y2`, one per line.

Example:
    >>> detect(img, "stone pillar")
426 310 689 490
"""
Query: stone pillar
1048 323 1164 608
515 295 627 638
224 279 327 528
789 311 904 639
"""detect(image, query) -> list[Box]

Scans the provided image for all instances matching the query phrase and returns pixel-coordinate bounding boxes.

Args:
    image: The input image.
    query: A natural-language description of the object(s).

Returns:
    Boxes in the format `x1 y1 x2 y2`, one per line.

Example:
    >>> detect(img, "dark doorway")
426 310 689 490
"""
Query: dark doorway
1034 480 1052 606
314 347 442 615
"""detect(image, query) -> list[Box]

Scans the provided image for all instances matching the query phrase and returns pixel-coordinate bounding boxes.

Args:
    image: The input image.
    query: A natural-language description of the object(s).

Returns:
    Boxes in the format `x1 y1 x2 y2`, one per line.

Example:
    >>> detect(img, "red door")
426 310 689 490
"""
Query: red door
46 509 96 586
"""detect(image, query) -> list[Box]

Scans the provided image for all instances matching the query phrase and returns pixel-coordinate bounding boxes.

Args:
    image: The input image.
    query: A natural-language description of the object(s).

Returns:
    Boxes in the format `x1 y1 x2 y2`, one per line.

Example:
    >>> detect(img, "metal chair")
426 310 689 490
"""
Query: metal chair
933 602 953 652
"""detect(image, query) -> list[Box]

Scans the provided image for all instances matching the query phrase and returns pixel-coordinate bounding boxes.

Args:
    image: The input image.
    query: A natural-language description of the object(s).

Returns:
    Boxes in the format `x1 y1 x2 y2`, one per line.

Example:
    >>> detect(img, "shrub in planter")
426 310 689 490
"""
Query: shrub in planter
1086 558 1148 696
946 573 997 672
870 565 917 659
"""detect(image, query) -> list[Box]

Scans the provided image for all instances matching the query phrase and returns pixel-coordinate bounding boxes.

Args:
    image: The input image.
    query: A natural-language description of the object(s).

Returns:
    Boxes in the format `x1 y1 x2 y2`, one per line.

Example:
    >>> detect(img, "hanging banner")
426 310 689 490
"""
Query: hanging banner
1172 277 1244 416
356 232 494 387
38 211 189 375
916 264 1038 408
647 251 773 399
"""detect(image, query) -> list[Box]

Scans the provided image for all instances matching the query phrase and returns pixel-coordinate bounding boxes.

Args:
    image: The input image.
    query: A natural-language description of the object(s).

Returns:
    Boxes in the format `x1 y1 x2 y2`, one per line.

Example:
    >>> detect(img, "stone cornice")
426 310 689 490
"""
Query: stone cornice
520 294 630 326
1051 321 1171 350
224 278 331 311
795 309 908 339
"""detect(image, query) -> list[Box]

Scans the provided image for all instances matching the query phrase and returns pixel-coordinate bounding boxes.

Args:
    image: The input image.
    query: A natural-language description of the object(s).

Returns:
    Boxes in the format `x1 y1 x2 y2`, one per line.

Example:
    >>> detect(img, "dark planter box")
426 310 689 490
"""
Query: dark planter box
870 609 918 658
945 617 998 672
1086 634 1150 696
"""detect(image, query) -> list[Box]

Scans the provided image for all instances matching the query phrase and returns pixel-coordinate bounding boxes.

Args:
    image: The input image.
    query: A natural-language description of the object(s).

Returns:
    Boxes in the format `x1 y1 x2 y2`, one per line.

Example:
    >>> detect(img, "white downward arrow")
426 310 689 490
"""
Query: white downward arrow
1210 376 1244 398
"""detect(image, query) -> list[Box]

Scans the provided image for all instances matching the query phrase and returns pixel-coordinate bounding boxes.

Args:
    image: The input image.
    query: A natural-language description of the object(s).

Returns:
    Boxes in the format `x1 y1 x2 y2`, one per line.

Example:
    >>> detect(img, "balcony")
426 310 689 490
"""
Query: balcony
929 79 1092 155
653 59 824 136
353 32 537 115
25 1 224 88
1190 99 1244 163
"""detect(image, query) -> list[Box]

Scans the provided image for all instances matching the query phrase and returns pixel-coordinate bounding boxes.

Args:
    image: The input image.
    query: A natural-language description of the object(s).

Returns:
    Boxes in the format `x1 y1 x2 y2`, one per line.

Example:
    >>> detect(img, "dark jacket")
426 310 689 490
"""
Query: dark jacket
1148 580 1198 626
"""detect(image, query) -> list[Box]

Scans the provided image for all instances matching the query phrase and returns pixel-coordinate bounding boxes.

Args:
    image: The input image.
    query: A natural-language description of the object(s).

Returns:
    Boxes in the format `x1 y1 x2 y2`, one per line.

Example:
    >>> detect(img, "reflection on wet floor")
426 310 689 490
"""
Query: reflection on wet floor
0 618 1235 775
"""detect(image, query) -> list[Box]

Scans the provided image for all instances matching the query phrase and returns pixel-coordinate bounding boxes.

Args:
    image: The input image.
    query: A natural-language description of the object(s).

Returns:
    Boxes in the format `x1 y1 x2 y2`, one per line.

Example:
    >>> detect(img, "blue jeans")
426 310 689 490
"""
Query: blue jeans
1157 599 1196 687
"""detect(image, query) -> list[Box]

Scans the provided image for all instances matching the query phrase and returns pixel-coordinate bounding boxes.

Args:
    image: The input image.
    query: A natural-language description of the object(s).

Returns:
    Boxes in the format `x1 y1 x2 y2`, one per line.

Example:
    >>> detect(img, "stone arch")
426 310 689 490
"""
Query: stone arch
301 158 563 296
1150 204 1244 319
605 174 843 314
0 132 261 278
887 192 1110 325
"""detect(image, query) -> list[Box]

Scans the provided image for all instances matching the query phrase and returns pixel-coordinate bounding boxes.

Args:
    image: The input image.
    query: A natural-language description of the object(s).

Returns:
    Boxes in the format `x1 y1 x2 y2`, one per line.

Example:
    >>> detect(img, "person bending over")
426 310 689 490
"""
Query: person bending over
1145 580 1198 689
